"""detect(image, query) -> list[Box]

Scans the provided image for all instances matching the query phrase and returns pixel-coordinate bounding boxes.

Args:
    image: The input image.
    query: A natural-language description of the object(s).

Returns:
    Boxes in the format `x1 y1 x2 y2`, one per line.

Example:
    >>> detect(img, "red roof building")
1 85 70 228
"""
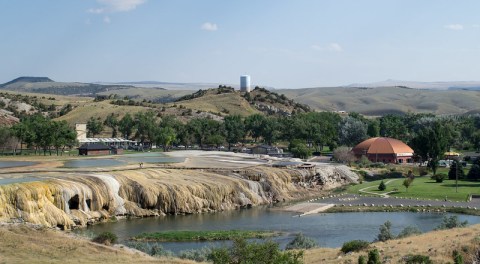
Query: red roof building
352 137 414 164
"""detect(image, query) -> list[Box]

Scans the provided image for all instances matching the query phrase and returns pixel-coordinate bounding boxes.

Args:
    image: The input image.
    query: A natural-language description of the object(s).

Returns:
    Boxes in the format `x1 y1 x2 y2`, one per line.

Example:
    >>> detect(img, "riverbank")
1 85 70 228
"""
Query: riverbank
2 221 479 263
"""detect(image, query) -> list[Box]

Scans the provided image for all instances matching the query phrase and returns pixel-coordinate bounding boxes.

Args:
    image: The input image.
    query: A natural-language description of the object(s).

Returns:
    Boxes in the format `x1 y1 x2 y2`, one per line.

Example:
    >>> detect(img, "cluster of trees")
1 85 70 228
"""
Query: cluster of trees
1 114 77 155
86 111 480 162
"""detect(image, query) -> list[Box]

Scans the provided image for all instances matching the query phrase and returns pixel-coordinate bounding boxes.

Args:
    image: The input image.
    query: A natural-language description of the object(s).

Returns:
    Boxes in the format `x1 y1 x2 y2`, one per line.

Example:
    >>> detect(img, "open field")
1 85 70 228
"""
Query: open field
277 86 480 115
347 176 480 201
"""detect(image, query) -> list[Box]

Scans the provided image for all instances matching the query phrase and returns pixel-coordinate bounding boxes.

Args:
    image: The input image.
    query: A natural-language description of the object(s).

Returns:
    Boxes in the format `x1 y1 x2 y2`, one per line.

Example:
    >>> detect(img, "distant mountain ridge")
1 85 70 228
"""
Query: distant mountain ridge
346 79 480 90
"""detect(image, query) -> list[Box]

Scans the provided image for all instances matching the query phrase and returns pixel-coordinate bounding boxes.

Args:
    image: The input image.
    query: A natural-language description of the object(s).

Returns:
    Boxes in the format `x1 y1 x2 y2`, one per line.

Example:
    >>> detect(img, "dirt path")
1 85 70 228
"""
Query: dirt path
358 179 399 197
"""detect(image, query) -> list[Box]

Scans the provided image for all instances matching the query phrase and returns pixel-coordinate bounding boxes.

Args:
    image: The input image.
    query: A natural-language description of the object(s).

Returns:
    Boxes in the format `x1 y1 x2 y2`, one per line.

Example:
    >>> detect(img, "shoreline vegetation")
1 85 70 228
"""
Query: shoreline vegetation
131 230 280 242
324 204 480 216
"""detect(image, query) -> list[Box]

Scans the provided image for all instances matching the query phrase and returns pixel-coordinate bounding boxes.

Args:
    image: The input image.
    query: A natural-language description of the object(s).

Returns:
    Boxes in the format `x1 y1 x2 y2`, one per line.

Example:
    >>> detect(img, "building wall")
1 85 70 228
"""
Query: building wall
365 153 413 164
76 124 87 140
79 149 110 156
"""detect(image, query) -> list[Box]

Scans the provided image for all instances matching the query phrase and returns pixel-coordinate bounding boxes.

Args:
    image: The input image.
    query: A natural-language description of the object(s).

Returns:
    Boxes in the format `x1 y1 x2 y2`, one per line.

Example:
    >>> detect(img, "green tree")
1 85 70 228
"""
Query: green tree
339 116 368 147
378 180 386 191
403 178 413 192
104 113 119 137
134 111 157 145
367 119 380 137
224 115 245 150
86 117 104 138
410 120 450 175
118 113 134 139
376 221 394 242
245 114 266 142
467 164 480 181
155 127 176 151
289 139 312 159
448 160 465 180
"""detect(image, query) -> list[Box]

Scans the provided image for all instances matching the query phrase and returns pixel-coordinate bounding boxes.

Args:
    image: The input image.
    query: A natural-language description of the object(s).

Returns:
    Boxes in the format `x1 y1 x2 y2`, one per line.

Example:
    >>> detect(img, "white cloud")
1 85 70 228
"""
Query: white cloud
328 43 343 52
444 24 464 30
311 43 343 52
88 0 146 14
104 16 111 24
201 22 218 31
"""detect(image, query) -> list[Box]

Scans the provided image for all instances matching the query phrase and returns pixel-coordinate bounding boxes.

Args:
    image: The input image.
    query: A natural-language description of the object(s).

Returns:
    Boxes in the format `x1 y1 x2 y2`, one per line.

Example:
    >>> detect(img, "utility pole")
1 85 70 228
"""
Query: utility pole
455 158 459 193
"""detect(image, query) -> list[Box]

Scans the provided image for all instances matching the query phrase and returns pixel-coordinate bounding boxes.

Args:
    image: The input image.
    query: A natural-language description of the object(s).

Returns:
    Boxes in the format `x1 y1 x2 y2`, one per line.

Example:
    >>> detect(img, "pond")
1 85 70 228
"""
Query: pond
62 159 126 168
0 176 43 185
0 161 37 168
62 153 184 168
75 208 480 253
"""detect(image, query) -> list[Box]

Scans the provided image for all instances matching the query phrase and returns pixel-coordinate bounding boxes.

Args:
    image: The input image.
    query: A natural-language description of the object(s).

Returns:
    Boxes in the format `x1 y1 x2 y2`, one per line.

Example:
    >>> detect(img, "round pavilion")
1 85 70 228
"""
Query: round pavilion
352 137 414 164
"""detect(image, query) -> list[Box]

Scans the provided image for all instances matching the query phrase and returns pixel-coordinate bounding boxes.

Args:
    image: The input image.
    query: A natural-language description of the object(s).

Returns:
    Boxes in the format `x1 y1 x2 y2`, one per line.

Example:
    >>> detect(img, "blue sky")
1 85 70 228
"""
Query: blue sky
1 0 480 88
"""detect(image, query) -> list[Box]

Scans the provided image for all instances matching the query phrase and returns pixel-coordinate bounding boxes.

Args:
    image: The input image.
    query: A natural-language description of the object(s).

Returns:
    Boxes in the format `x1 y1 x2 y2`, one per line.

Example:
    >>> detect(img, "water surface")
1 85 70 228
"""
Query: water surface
63 159 126 168
76 208 480 252
0 161 37 168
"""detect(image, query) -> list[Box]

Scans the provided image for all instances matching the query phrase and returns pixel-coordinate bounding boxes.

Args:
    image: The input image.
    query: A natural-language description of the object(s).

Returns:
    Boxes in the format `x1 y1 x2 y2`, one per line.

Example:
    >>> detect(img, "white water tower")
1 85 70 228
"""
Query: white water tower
240 75 251 92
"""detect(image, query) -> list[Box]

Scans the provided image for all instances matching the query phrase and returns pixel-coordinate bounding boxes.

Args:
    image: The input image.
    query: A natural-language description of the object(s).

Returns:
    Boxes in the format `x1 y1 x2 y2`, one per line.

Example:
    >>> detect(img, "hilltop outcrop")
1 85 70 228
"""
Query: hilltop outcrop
0 165 357 229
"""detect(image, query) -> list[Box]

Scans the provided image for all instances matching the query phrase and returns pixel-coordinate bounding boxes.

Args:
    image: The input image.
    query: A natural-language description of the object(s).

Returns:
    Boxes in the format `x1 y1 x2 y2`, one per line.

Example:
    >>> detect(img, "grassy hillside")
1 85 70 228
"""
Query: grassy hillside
173 91 260 116
174 87 310 116
277 86 480 115
97 88 194 103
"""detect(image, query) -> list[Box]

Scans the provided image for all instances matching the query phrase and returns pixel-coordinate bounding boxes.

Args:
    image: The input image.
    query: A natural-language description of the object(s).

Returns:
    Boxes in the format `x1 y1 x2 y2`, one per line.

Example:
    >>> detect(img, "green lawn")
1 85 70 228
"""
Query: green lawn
347 176 480 201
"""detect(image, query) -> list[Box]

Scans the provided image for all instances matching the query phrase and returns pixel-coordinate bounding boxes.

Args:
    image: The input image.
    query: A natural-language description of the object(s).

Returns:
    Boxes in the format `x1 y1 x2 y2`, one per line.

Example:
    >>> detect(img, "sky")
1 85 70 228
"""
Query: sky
1 0 480 88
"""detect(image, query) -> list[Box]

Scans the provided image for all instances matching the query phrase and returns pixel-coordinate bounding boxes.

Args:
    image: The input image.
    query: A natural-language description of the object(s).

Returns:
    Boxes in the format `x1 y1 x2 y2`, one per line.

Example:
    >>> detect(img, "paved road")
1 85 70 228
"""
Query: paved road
315 193 480 209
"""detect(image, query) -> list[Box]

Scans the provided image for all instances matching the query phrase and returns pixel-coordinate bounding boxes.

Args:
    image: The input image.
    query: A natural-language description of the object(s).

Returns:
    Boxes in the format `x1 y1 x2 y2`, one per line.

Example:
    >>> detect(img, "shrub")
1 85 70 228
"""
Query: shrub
150 244 174 257
178 247 211 262
403 254 432 264
453 249 464 264
435 216 468 230
286 233 318 250
417 167 429 176
378 180 386 191
340 240 370 254
208 238 303 264
358 255 367 264
397 225 422 239
367 249 381 264
92 232 117 245
431 173 446 183
376 221 394 242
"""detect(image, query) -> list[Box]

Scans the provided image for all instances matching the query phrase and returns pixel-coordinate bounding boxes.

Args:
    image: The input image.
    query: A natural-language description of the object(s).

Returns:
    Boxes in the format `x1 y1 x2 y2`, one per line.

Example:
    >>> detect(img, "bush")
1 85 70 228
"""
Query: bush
417 167 429 176
92 232 118 245
376 221 394 242
126 242 174 257
358 255 367 264
453 250 464 264
378 180 386 191
208 238 304 264
340 240 370 254
397 225 422 239
403 254 432 264
431 173 446 183
367 249 381 264
285 233 318 250
435 216 468 230
369 162 385 168
178 247 211 262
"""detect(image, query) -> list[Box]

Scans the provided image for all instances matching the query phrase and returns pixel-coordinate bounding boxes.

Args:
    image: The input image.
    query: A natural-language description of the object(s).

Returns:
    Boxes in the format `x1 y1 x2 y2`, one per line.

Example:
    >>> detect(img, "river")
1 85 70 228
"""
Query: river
74 207 480 252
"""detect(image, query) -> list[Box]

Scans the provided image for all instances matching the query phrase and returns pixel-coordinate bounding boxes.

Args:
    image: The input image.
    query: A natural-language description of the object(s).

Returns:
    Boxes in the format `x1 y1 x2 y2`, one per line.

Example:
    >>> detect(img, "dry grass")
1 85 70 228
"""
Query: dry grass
278 86 480 115
304 224 480 263
171 92 260 116
0 224 199 264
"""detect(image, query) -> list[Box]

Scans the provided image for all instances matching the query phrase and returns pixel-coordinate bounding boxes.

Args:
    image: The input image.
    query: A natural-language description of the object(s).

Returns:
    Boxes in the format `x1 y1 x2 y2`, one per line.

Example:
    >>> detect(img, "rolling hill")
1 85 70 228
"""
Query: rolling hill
277 86 480 115
346 79 480 90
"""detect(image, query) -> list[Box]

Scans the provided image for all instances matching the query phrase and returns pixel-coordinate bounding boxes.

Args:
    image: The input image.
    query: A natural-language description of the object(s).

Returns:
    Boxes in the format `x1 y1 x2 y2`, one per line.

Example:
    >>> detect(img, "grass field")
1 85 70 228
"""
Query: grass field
347 176 480 201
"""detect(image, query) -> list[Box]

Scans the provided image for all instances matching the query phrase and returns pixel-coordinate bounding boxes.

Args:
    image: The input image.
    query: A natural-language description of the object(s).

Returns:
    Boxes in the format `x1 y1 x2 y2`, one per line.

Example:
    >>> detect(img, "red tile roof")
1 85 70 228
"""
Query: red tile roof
352 137 414 155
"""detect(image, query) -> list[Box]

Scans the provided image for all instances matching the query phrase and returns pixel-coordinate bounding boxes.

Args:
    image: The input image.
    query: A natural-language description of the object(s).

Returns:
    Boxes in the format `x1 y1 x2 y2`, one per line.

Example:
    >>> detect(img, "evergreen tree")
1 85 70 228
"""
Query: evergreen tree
448 160 465 180
378 180 386 191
